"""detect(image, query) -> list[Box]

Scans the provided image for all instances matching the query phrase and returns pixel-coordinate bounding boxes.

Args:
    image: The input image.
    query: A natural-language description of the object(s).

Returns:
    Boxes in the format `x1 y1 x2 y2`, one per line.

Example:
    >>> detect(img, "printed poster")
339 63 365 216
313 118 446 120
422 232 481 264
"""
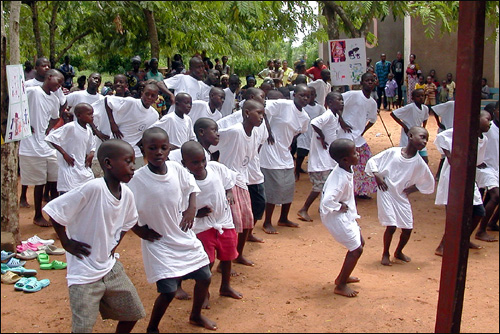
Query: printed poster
328 38 366 86
5 64 31 143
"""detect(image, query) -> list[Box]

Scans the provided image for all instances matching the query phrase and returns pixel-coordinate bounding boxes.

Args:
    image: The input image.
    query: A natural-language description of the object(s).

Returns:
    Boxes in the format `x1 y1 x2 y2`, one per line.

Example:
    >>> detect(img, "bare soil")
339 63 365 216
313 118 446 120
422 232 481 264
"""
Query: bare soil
1 110 498 333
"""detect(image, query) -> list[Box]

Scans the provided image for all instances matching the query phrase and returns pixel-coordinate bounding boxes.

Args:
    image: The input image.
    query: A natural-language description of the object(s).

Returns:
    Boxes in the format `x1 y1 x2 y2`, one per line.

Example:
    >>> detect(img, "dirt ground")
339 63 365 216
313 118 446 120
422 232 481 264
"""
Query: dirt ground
1 110 498 333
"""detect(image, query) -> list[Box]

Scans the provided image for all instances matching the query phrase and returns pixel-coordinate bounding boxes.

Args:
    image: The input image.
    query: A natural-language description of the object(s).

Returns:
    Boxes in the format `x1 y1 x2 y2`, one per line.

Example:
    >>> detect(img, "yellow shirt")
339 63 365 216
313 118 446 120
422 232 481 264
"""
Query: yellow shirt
415 83 426 90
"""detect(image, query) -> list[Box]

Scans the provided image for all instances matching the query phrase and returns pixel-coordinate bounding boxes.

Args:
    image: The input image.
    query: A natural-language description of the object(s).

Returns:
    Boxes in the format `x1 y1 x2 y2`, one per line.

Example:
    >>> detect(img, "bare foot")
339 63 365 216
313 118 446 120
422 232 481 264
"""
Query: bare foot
33 217 52 227
175 287 192 300
216 263 240 276
247 233 265 243
233 255 254 266
19 199 31 208
202 292 210 309
297 210 312 222
189 314 217 330
475 231 498 242
394 252 411 262
435 246 444 257
262 222 279 234
220 286 243 299
381 254 392 266
334 284 359 297
469 241 483 249
335 276 360 285
277 219 300 228
295 172 300 182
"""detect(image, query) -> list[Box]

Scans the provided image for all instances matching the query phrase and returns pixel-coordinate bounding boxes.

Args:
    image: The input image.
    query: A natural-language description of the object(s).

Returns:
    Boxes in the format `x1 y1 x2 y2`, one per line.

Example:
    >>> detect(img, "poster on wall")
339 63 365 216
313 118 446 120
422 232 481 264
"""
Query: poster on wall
328 38 366 86
5 64 31 143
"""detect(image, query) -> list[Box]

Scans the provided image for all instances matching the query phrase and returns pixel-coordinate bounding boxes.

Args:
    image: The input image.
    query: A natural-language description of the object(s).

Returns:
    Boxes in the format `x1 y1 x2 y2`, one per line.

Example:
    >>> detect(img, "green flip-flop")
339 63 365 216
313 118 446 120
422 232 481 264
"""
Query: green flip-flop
37 253 50 265
40 260 67 270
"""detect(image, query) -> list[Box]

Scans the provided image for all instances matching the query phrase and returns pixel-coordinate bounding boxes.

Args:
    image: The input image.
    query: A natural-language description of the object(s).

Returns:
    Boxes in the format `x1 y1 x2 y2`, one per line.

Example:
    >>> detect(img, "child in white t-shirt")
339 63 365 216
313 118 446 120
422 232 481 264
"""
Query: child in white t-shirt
43 139 147 333
45 103 96 195
105 82 159 169
320 139 364 297
182 141 242 308
297 91 342 222
150 92 195 150
365 127 435 266
295 86 326 181
390 88 429 163
187 87 225 124
126 128 217 332
430 100 455 180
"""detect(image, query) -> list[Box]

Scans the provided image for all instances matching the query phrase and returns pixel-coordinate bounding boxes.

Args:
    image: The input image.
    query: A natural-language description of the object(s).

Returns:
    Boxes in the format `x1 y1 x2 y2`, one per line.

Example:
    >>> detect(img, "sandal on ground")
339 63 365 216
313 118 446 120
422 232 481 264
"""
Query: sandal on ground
14 276 31 290
16 249 38 260
25 235 54 246
40 260 67 270
1 271 23 284
5 257 26 268
38 245 65 255
23 278 50 292
1 264 37 276
1 250 16 262
37 253 50 265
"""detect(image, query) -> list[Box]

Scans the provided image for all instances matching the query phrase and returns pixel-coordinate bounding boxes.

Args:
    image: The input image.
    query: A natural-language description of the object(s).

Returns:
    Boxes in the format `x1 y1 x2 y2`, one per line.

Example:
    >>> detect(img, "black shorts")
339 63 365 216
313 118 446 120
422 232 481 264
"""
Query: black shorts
248 183 266 220
297 148 309 158
156 264 211 294
472 204 486 217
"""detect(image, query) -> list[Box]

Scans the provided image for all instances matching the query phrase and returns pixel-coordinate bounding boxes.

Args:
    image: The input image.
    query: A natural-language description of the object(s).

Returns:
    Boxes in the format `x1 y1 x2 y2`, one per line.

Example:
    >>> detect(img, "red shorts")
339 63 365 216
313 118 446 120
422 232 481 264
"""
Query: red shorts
196 228 238 263
230 186 254 233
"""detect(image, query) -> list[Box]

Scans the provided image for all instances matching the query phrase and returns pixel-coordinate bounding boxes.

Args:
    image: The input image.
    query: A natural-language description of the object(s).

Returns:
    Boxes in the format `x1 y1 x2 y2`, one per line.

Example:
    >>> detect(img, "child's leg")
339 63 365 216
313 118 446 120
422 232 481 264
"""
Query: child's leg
488 205 499 230
47 181 58 200
20 185 30 208
382 226 396 265
190 277 217 330
394 228 412 262
43 183 51 202
297 190 320 222
219 260 243 299
247 226 264 243
147 292 176 332
33 184 51 227
475 187 499 241
175 279 191 300
277 203 299 227
235 229 254 266
334 245 363 298
262 203 278 234
436 157 445 181
115 321 137 333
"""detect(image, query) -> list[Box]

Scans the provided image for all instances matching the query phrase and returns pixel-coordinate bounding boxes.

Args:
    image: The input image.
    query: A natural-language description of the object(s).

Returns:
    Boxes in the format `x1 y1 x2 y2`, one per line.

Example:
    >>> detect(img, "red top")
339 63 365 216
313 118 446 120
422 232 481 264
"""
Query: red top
306 65 327 81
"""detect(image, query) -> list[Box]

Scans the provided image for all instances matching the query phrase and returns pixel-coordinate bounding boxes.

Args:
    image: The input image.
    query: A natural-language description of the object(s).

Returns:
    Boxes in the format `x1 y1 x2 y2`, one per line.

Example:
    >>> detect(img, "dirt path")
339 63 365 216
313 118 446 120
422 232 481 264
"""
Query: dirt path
1 110 498 333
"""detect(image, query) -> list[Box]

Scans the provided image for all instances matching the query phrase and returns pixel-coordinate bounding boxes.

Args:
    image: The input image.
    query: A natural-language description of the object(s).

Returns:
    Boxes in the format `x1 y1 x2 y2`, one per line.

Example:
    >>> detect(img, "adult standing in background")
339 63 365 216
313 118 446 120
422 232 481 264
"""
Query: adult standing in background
375 53 391 111
391 51 404 108
405 53 421 104
306 58 328 81
59 55 75 90
24 60 36 80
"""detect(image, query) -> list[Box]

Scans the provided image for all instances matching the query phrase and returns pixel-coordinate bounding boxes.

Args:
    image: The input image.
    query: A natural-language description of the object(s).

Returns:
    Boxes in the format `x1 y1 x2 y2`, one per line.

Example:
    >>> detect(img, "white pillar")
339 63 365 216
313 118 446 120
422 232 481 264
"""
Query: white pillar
403 15 411 74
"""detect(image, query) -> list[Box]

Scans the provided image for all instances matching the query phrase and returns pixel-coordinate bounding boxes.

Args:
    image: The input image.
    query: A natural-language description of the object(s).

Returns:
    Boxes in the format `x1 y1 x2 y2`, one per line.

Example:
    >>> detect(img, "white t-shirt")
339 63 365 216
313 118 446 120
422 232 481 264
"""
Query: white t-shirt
434 128 485 205
308 110 340 172
365 147 435 229
483 122 499 172
66 90 104 116
42 178 138 286
216 110 268 185
209 122 260 189
319 165 361 251
431 101 455 132
260 99 310 169
220 88 236 117
188 100 222 125
297 103 325 150
126 161 207 282
25 78 66 106
199 82 212 102
149 112 195 149
90 98 115 161
45 121 95 192
19 86 59 157
107 97 159 158
168 146 211 164
164 74 202 100
192 161 237 234
392 103 429 147
337 90 377 147
307 79 331 108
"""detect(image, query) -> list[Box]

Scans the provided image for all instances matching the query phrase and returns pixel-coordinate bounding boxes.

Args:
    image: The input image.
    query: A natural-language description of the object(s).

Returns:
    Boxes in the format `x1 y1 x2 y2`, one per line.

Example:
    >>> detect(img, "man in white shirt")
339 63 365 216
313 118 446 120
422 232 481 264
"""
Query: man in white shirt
220 75 241 117
65 72 103 119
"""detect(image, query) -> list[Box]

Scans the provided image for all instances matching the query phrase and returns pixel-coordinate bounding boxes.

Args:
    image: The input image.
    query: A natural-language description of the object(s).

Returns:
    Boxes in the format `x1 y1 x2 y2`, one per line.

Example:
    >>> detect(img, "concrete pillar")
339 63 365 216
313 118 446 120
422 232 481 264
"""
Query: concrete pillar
403 15 412 105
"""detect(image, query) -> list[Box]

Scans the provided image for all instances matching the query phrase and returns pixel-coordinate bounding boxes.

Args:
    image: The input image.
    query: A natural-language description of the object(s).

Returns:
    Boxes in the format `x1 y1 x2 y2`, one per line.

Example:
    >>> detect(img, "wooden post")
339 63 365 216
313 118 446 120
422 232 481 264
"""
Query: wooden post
435 1 486 333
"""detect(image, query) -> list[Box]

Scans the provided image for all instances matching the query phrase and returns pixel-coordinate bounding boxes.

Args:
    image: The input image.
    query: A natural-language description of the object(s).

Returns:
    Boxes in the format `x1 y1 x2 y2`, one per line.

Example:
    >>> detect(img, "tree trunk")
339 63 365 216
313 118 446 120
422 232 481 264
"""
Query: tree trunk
143 8 159 60
322 2 339 40
55 29 92 64
1 1 21 245
28 0 44 58
48 1 60 67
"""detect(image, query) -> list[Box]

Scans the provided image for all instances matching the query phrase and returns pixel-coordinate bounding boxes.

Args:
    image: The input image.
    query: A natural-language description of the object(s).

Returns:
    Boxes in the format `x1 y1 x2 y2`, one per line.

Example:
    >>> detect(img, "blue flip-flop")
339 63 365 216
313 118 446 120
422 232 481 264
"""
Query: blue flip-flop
23 278 50 293
1 264 37 277
14 277 31 291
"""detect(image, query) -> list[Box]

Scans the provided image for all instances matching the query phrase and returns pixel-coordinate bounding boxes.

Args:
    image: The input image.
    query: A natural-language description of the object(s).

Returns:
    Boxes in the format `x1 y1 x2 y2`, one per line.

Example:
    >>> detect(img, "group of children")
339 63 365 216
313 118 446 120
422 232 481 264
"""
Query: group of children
19 54 498 332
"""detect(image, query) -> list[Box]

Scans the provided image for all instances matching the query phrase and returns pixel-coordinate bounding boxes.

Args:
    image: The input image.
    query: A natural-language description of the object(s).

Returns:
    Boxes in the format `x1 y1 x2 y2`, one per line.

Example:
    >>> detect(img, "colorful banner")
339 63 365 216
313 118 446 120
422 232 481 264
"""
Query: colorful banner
328 38 366 86
5 64 31 143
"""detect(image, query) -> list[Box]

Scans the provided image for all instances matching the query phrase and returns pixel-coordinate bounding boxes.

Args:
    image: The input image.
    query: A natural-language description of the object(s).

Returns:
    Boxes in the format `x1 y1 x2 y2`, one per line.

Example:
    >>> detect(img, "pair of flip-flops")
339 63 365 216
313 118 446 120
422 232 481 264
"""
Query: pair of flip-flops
37 245 65 255
16 249 38 260
0 263 37 276
14 277 50 292
4 257 26 268
40 260 67 270
1 271 22 284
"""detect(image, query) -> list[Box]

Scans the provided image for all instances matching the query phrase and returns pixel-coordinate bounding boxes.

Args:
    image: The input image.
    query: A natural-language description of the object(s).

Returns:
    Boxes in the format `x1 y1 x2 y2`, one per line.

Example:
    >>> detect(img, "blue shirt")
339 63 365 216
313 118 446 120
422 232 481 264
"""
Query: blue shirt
375 60 391 87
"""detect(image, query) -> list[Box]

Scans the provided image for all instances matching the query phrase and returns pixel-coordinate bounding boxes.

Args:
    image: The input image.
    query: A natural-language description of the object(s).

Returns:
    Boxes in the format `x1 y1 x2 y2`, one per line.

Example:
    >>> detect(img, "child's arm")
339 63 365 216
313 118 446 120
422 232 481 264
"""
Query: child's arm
422 119 427 128
372 172 388 191
338 113 352 133
312 124 327 149
105 97 123 140
442 148 452 164
226 188 235 205
131 223 163 242
85 151 94 168
361 121 375 137
264 114 275 145
390 112 409 134
48 141 75 167
402 185 419 197
45 117 60 135
180 192 197 232
50 217 91 259
89 122 110 142
431 108 446 131
196 206 213 218
339 202 349 213
155 81 175 105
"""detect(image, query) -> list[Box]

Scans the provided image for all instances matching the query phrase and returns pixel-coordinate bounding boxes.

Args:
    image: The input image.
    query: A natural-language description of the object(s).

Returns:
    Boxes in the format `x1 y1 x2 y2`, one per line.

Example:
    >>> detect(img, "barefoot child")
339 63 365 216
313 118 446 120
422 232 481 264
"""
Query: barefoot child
297 91 343 222
45 103 96 196
320 139 364 297
126 128 217 332
365 127 435 265
42 139 146 333
182 141 243 308
434 110 492 255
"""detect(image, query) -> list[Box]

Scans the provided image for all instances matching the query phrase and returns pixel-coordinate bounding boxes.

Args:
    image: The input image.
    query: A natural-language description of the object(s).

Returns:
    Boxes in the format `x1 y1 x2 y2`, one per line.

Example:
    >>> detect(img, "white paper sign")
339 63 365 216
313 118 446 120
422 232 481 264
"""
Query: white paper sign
328 38 367 86
5 64 31 142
